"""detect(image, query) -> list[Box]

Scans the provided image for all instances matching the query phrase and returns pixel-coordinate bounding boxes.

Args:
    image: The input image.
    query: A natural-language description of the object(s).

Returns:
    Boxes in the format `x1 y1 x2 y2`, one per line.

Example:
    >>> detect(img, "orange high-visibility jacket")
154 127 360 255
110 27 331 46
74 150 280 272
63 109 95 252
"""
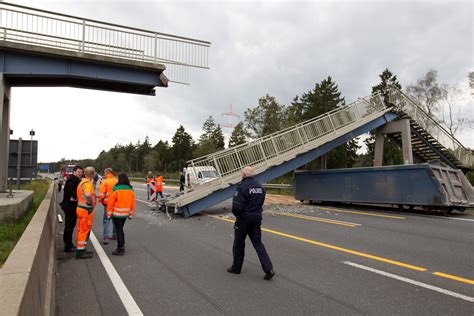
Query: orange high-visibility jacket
77 178 96 212
155 175 163 192
146 176 155 184
98 173 118 206
106 184 135 219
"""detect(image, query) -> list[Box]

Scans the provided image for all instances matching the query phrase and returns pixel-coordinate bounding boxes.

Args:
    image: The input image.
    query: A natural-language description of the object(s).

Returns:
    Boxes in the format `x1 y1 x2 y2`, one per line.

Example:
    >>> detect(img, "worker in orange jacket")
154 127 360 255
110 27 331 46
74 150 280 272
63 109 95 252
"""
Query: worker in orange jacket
76 166 97 259
107 173 136 256
98 168 118 244
155 174 164 199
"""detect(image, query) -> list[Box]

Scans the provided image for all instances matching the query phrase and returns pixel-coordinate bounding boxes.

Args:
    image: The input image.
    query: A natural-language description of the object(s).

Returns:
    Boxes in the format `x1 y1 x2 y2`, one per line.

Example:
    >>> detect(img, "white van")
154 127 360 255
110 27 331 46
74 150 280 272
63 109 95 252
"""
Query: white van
184 166 218 189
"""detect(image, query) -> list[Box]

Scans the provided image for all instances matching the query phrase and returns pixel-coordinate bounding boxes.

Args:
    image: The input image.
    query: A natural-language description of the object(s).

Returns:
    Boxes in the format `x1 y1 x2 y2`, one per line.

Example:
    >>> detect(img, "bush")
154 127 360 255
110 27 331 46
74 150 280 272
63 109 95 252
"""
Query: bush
467 171 474 186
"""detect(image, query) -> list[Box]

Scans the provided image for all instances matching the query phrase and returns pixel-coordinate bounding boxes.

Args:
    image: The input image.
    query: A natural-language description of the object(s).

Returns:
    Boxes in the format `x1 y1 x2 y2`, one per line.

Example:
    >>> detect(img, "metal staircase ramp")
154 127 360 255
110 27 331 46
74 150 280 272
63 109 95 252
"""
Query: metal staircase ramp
388 89 473 169
0 2 210 84
168 92 398 217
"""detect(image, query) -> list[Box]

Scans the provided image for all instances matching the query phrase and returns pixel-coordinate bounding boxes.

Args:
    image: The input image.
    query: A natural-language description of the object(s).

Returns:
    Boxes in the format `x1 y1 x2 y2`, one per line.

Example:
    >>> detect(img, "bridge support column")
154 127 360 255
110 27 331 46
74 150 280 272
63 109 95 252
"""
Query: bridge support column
0 74 11 192
320 153 328 170
374 119 413 167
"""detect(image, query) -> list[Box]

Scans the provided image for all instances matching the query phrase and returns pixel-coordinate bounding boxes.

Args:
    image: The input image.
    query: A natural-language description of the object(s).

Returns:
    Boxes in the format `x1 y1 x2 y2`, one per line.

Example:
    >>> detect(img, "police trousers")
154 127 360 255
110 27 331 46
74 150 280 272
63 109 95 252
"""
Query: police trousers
232 214 273 273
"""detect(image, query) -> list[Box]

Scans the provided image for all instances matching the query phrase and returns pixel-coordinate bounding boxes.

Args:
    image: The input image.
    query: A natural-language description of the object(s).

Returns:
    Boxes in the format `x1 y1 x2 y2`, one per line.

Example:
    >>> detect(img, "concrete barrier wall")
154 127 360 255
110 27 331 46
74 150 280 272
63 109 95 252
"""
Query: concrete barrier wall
0 182 56 315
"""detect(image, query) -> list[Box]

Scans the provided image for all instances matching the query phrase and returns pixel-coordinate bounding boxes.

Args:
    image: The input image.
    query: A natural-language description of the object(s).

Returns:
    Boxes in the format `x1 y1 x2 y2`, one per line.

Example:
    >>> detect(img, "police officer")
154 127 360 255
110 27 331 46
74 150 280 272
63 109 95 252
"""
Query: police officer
227 166 275 280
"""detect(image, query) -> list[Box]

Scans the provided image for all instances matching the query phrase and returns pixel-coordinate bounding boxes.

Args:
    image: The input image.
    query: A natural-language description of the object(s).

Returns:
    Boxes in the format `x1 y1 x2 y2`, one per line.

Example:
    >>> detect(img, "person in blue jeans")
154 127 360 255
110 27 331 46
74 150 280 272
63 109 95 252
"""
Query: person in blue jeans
98 168 118 244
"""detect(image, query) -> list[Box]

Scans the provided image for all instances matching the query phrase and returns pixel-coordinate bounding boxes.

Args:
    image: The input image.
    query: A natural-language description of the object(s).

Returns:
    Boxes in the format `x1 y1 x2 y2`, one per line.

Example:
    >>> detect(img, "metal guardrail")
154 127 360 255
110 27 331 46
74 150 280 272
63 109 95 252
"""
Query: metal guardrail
262 183 292 190
388 88 474 168
129 177 179 184
0 2 210 84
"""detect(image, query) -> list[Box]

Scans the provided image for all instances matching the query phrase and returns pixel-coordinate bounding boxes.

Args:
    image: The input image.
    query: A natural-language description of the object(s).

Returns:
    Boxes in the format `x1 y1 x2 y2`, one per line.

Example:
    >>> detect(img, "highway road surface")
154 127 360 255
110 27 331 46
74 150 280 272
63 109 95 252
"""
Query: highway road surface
54 182 474 315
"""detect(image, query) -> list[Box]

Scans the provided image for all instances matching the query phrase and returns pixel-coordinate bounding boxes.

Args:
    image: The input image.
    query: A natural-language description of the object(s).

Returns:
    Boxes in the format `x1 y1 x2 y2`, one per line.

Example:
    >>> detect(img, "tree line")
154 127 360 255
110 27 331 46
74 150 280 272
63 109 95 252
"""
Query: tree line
48 69 473 178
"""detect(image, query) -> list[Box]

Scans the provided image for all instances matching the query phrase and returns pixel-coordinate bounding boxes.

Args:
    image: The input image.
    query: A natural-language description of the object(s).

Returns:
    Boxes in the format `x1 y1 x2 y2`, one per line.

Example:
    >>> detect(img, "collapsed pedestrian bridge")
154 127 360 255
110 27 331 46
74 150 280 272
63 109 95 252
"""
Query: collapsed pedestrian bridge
166 89 473 217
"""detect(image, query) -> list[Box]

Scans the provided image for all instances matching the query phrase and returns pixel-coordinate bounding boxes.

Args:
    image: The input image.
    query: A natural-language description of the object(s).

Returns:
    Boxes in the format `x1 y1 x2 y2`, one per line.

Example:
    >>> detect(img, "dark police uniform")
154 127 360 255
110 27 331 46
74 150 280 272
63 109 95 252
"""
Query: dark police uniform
230 176 273 274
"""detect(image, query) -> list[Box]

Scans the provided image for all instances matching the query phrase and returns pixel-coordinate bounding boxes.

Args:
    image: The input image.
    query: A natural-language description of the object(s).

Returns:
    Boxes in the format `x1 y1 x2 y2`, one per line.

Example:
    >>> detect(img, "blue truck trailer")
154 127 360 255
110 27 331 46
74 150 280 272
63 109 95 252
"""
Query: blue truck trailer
294 163 474 213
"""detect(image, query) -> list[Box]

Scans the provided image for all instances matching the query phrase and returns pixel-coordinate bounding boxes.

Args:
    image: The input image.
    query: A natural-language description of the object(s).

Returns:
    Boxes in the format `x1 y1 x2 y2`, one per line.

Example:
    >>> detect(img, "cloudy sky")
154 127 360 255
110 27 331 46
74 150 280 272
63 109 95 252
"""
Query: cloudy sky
8 0 473 162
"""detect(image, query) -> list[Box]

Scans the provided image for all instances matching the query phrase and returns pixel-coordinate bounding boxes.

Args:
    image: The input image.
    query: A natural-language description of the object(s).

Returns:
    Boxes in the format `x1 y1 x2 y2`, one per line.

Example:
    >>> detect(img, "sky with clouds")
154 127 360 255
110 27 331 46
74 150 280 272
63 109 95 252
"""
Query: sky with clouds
8 0 473 162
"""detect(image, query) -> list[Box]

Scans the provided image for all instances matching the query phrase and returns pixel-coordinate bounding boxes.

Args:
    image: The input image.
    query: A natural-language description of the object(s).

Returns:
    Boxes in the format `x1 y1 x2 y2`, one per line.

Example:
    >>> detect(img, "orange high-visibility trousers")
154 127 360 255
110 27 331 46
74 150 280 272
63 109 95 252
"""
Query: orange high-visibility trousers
76 207 94 254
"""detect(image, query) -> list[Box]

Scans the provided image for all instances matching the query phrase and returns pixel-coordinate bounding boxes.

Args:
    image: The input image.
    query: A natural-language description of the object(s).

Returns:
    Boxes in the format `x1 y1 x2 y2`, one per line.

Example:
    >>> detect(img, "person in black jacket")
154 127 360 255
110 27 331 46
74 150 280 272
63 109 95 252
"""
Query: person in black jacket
227 166 275 280
179 172 185 192
61 165 84 252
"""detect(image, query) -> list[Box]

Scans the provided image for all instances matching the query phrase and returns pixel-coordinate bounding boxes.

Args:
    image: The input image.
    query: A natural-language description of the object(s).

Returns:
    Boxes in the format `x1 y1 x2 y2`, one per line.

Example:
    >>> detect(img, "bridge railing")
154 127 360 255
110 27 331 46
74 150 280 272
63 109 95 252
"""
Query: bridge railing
388 88 473 167
187 92 388 183
0 2 210 84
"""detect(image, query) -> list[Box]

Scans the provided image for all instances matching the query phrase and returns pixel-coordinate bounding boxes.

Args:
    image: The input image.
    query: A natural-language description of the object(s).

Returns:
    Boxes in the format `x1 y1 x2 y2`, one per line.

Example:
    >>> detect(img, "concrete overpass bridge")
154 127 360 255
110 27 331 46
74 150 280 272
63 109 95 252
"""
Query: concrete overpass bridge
0 1 210 191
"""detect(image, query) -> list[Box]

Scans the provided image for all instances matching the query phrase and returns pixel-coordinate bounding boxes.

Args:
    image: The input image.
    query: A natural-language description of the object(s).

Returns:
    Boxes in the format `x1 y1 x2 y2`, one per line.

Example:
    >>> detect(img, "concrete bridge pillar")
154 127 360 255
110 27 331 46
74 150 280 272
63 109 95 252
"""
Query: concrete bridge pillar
374 119 413 167
0 74 11 192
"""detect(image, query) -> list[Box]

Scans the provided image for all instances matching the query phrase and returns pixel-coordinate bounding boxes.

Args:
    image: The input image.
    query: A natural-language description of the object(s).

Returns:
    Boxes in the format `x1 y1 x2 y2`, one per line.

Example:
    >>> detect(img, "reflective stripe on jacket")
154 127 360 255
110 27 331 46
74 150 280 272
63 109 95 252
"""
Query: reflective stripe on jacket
77 178 96 212
106 184 135 219
98 173 118 205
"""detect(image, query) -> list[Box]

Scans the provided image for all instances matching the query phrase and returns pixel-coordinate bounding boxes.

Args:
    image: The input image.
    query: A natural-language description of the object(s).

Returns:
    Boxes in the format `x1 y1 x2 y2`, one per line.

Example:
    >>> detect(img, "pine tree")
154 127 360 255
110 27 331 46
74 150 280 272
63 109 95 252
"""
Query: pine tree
153 140 170 172
289 76 358 169
171 125 194 171
200 116 217 142
300 76 345 121
194 117 225 157
372 68 402 102
364 69 403 166
229 122 247 147
244 94 285 138
211 124 225 150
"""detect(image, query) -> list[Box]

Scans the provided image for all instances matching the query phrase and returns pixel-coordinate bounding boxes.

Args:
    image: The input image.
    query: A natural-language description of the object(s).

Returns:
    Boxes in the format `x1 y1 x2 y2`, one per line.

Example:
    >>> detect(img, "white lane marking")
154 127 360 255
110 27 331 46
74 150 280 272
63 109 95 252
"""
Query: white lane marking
447 217 474 222
408 213 474 222
136 198 150 204
343 261 474 303
90 232 144 315
134 188 146 192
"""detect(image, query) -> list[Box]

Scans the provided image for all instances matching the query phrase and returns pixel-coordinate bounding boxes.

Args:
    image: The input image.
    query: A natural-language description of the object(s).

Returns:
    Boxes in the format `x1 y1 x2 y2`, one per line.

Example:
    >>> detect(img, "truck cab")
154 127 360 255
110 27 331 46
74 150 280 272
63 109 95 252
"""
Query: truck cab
184 166 218 190
63 164 75 181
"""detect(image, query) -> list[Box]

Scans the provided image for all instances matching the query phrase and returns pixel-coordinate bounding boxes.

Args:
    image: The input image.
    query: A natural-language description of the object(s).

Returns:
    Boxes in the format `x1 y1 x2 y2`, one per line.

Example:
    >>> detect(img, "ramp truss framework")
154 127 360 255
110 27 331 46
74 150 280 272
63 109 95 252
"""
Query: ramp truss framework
388 89 473 168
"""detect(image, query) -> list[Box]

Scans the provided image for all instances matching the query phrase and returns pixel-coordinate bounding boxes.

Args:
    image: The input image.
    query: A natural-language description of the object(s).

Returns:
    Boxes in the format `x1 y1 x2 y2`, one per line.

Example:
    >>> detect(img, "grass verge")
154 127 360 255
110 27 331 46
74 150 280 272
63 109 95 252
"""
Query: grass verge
0 180 50 267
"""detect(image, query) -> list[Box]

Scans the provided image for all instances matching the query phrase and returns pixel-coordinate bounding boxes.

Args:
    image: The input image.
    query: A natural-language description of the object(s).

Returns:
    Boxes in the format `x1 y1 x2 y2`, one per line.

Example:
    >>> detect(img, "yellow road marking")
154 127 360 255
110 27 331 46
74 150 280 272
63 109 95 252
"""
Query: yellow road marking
319 207 405 220
432 272 474 285
279 213 359 227
208 215 426 272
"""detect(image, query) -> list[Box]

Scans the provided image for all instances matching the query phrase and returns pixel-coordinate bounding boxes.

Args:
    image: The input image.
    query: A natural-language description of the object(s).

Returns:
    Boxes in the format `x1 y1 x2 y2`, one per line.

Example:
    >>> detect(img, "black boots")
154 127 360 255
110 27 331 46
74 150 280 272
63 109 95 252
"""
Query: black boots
76 252 93 259
64 246 76 253
112 248 125 256
264 270 275 280
227 267 241 274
